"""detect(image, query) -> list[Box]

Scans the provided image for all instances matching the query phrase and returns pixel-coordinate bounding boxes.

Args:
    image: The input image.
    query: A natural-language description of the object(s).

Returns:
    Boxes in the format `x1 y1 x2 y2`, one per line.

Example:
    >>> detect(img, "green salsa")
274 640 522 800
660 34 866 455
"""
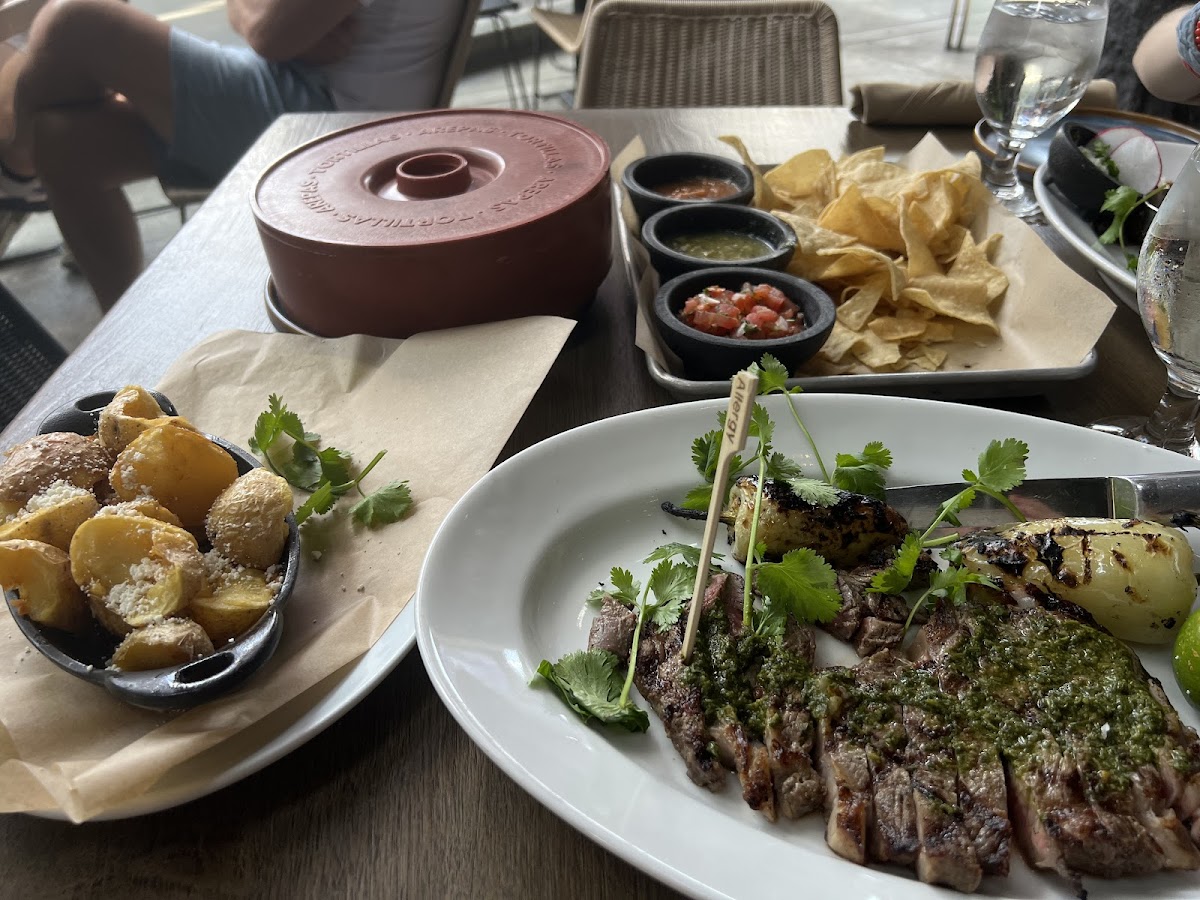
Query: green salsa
664 230 772 261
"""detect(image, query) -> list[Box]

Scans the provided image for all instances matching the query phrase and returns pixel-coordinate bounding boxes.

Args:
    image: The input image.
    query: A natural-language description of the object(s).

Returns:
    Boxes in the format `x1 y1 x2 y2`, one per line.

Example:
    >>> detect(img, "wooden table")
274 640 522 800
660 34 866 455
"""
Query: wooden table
0 108 1167 898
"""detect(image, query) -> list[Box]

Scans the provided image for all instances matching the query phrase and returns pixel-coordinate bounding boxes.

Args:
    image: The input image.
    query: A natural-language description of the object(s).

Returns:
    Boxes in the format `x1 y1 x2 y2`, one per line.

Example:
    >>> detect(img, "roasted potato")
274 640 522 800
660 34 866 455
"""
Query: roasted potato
0 482 100 551
110 618 214 671
70 513 205 636
189 565 276 644
206 468 292 569
97 498 183 527
110 423 238 530
0 432 110 507
0 538 90 633
97 385 196 456
958 517 1198 644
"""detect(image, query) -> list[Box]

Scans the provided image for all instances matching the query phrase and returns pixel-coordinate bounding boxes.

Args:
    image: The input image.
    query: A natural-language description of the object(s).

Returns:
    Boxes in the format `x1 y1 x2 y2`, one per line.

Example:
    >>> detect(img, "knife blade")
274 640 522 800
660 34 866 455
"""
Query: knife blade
885 471 1200 530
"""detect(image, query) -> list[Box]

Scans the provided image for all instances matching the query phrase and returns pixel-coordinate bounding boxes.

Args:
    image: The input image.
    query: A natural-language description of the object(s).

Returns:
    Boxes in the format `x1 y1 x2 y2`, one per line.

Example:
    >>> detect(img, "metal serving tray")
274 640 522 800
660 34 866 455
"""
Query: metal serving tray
615 188 1099 403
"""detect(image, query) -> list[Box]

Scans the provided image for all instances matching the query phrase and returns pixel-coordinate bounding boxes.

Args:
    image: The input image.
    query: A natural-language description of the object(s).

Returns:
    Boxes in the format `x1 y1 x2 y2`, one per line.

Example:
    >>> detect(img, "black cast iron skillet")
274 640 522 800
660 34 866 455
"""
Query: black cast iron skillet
3 390 300 710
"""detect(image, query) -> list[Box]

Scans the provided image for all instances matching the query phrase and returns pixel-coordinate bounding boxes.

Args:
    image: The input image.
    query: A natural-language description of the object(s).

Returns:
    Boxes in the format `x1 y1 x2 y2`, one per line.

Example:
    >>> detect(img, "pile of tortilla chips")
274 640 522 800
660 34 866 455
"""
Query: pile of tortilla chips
720 136 1008 374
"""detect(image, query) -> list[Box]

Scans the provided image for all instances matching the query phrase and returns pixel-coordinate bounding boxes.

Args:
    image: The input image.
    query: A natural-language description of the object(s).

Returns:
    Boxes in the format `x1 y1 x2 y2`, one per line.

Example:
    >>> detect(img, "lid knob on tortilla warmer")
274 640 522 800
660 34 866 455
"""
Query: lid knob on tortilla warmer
395 152 473 199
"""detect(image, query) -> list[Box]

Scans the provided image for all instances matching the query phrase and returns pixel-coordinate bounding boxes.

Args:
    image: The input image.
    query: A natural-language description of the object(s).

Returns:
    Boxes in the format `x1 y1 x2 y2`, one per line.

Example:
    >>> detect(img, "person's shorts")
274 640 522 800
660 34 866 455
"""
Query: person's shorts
153 29 335 187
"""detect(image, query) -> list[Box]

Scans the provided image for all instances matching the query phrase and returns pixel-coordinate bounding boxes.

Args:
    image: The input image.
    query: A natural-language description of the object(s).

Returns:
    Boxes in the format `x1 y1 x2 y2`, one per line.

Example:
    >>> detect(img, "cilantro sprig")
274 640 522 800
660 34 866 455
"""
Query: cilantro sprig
870 438 1029 622
543 544 720 729
1097 183 1167 272
898 550 999 632
749 354 892 501
536 651 649 732
250 394 413 527
753 548 843 636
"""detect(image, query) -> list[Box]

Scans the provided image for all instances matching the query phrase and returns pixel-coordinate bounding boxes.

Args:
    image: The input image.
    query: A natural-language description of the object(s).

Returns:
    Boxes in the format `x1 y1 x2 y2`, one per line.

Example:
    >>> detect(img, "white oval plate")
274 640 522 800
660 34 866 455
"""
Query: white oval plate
1033 141 1194 311
418 393 1200 899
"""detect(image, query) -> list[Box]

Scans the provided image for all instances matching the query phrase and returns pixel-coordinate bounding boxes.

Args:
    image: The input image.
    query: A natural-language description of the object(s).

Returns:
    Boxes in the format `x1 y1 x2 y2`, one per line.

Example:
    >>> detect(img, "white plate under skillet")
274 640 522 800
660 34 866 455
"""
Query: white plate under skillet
31 604 416 821
417 393 1200 899
1032 141 1194 312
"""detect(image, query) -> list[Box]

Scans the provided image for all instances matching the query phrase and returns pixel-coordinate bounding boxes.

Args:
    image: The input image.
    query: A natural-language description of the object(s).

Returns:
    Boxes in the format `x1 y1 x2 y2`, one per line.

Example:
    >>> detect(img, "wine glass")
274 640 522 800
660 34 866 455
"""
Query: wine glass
1091 144 1200 458
974 0 1109 219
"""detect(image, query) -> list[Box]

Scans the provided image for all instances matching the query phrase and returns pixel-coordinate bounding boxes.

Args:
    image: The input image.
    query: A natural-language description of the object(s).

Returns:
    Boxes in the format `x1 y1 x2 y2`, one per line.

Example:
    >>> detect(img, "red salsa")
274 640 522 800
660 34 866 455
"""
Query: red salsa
679 283 804 340
651 175 739 201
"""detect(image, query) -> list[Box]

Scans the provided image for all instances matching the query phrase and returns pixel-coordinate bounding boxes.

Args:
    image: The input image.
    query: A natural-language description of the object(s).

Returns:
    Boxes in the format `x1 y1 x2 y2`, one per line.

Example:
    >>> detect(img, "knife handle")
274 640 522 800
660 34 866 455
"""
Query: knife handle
1116 472 1200 522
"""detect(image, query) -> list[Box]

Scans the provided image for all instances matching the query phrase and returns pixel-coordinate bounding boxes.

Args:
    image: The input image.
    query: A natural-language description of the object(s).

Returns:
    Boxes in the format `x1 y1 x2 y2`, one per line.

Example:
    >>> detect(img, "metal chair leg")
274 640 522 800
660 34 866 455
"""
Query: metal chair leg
531 24 542 109
489 12 531 108
946 0 970 51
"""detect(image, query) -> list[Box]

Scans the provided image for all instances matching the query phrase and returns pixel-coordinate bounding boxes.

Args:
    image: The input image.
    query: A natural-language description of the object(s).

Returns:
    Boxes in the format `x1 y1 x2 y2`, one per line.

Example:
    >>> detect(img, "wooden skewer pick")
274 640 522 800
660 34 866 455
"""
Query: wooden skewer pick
680 369 758 663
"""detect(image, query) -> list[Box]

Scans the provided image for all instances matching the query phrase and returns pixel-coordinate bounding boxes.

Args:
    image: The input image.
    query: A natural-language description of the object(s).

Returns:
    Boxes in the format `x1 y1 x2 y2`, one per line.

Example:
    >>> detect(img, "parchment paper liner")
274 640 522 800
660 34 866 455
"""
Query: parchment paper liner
0 317 573 822
616 133 1116 379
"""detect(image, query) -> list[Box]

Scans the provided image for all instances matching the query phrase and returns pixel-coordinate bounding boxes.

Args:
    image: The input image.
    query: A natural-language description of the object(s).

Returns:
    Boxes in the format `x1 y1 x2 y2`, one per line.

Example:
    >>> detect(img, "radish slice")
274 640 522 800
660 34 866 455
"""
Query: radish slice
1095 126 1145 150
1110 134 1162 193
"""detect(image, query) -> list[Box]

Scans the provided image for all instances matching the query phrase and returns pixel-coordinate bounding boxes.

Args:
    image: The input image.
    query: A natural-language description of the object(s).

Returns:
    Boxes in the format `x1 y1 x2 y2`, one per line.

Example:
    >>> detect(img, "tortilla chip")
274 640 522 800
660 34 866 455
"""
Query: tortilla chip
900 203 942 279
902 280 998 333
869 315 929 342
837 282 884 331
765 149 837 209
850 329 904 369
718 134 782 211
818 184 903 252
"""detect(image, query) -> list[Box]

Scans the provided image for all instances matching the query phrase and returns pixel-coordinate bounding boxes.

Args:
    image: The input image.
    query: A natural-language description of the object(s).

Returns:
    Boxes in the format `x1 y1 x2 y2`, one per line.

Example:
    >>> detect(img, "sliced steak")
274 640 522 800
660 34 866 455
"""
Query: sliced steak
855 652 919 868
1145 677 1200 844
811 668 874 865
920 597 1200 881
692 573 776 819
630 578 729 793
827 565 911 657
757 618 822 819
587 595 636 663
955 742 1011 877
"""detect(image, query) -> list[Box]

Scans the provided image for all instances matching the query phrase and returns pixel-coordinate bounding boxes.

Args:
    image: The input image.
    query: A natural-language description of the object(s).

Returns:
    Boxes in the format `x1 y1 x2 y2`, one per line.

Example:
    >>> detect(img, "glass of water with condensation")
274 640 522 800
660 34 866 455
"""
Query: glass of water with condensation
974 0 1108 218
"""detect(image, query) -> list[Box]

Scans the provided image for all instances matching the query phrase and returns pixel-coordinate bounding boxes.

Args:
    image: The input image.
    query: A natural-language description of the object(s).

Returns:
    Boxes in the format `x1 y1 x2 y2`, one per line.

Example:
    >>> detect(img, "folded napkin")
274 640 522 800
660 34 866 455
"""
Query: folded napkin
849 78 1119 126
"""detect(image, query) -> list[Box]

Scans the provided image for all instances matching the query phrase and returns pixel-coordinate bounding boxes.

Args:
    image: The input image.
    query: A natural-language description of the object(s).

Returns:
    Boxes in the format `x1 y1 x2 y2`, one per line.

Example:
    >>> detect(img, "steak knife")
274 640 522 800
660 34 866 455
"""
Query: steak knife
885 471 1200 530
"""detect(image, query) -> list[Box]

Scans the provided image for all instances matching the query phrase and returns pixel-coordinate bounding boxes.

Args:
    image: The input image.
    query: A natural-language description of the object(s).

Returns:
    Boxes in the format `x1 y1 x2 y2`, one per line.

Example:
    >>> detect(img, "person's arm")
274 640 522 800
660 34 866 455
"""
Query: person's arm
1133 4 1200 104
227 0 362 63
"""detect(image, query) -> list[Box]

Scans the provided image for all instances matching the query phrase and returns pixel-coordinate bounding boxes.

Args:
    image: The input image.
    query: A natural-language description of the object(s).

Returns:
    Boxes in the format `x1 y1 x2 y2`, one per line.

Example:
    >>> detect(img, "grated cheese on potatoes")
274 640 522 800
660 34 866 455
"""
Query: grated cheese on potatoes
104 558 170 623
22 480 92 516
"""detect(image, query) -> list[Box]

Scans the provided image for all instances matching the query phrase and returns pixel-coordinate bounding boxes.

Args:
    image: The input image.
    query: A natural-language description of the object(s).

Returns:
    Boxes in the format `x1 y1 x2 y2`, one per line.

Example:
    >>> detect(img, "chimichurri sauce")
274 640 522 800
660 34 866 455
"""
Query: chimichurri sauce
682 599 1198 798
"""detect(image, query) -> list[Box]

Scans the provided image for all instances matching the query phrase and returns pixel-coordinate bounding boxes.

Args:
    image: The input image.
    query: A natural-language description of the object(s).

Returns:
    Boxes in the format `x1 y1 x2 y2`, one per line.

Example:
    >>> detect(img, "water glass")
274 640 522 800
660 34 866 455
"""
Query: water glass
974 0 1109 218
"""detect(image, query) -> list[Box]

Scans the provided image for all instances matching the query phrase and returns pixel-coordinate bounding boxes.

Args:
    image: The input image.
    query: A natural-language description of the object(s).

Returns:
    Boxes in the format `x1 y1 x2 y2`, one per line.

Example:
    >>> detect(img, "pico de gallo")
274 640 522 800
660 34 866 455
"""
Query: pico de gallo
678 282 805 340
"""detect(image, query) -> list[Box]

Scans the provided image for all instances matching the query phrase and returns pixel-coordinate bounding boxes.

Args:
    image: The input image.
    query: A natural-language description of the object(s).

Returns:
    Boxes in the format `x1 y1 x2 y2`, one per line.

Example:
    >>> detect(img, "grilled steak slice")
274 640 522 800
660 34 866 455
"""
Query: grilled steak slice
709 715 776 820
691 572 778 819
622 576 732 792
920 597 1200 881
909 603 1011 876
1145 677 1200 844
587 596 637 663
758 618 822 819
955 743 1011 877
827 566 909 655
855 652 919 868
811 668 874 865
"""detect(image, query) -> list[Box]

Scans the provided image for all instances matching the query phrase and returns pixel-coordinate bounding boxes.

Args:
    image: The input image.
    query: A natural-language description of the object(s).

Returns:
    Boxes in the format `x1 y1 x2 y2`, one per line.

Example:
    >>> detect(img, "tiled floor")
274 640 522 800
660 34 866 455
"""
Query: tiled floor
0 0 988 353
